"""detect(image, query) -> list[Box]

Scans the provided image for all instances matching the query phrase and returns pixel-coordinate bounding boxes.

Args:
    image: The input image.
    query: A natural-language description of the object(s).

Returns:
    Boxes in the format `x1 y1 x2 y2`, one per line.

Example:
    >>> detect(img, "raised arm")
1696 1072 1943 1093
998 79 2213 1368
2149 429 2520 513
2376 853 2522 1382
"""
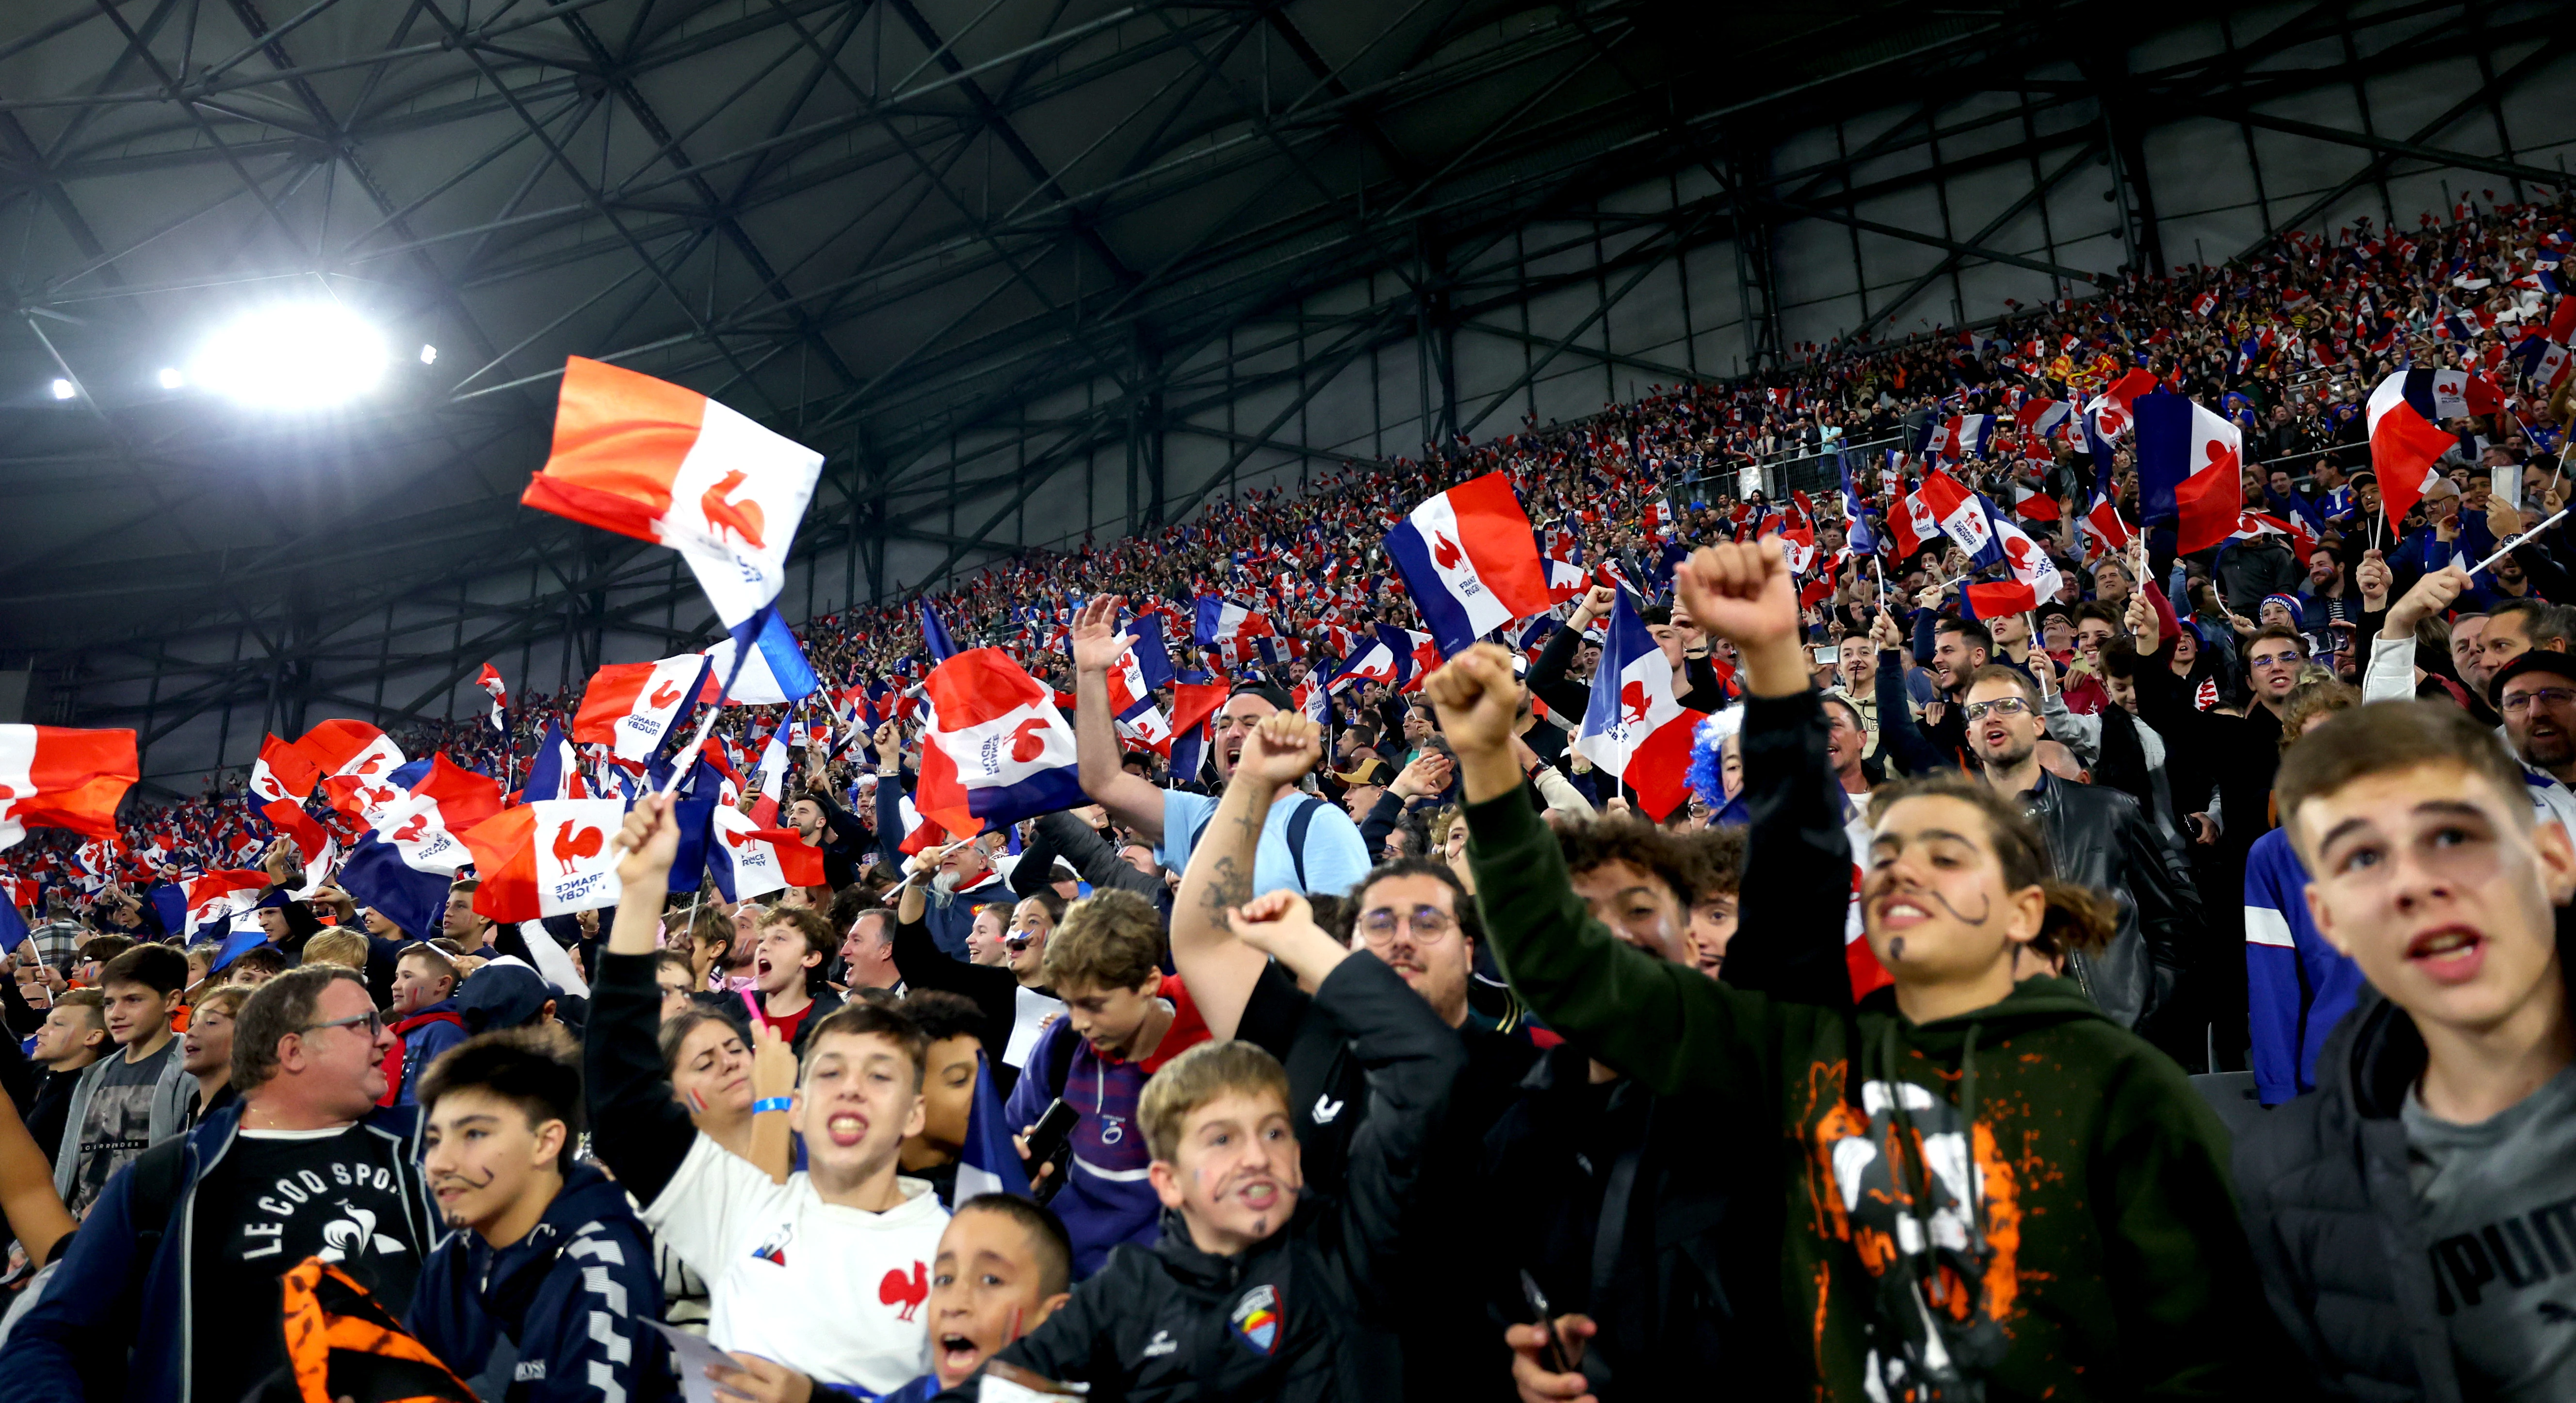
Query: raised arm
1430 638 1773 1104
1675 539 1856 1008
1069 596 1172 841
1166 714 1320 1042
586 795 704 1206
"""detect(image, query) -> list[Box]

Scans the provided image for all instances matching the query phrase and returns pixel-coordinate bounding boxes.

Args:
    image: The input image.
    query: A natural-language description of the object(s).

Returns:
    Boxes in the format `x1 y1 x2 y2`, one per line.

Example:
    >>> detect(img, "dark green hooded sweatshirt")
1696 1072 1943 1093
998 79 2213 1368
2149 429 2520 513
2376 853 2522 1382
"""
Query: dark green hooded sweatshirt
1465 784 2274 1401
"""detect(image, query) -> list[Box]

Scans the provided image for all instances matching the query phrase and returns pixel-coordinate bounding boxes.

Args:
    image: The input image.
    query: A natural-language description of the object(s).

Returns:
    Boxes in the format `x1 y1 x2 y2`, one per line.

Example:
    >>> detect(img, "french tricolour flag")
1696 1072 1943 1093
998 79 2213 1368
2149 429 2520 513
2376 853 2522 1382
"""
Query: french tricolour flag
522 357 824 630
1383 471 1554 657
913 649 1083 839
2133 390 2245 555
573 655 710 762
373 755 502 875
1164 682 1228 776
707 804 825 902
302 719 410 830
459 799 628 921
2367 368 2501 523
1926 414 1993 461
1193 596 1272 651
699 605 820 705
1912 470 2006 570
1107 611 1177 720
0 726 138 852
524 722 588 802
1573 590 1705 822
183 868 271 938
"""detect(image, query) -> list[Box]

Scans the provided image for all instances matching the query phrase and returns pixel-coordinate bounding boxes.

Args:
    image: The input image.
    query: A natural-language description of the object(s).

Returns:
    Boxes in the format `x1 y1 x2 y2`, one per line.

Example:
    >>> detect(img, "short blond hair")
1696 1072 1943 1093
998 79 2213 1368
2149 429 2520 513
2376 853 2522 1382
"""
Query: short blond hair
300 930 368 970
1138 1040 1291 1162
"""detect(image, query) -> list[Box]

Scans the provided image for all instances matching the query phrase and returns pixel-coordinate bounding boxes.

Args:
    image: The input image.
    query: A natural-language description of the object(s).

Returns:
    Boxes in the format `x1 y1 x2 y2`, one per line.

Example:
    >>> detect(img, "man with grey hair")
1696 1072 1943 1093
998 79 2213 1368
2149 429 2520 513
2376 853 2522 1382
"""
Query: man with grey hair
0 965 438 1403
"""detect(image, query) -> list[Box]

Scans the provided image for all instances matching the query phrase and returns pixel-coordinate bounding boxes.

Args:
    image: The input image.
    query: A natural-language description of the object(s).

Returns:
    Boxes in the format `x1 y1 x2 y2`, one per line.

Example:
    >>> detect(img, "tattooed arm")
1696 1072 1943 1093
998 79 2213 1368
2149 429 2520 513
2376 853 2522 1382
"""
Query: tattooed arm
1167 714 1327 1041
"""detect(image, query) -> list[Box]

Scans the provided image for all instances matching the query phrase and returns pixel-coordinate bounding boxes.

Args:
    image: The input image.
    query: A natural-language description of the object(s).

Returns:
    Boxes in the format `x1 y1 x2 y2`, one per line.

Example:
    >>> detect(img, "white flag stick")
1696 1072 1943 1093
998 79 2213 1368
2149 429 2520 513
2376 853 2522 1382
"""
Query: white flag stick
2466 507 2571 578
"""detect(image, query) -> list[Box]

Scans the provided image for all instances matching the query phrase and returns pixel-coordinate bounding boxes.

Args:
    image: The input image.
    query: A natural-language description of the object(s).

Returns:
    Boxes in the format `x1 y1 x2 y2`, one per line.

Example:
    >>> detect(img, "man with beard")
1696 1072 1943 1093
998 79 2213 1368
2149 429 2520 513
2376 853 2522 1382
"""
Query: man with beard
1067 596 1368 900
1872 611 1988 774
1960 666 2201 1038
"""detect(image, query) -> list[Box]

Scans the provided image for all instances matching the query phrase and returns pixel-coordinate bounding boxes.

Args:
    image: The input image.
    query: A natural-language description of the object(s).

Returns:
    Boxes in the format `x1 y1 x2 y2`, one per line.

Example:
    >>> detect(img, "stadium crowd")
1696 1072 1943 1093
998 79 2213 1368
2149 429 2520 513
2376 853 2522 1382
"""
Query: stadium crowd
0 191 2571 1401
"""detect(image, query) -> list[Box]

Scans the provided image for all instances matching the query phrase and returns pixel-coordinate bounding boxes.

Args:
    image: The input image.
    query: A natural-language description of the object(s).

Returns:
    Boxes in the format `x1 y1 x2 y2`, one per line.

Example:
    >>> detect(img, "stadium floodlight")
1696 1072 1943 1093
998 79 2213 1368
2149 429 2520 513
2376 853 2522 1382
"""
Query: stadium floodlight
191 302 390 408
419 343 437 365
158 367 186 390
49 378 74 400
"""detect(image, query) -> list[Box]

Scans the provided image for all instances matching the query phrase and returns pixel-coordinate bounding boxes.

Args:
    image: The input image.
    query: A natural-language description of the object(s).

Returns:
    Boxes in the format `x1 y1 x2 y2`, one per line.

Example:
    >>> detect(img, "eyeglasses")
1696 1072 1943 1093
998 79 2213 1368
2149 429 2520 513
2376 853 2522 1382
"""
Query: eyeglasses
1358 906 1457 944
2247 652 2303 670
2500 687 2576 714
1960 697 2030 722
300 1011 385 1041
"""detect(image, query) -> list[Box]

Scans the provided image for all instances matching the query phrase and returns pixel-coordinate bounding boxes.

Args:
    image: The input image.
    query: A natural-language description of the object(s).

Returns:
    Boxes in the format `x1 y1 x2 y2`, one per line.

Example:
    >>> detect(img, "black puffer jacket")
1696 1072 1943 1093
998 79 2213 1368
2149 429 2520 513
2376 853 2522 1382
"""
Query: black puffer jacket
2016 770 2201 1031
936 954 1464 1403
2234 982 2467 1402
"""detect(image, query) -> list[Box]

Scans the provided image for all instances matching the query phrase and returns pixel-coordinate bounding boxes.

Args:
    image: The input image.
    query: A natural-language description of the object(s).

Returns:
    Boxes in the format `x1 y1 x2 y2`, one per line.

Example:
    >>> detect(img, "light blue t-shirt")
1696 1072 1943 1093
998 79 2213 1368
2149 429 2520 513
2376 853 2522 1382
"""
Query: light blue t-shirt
1155 787 1372 898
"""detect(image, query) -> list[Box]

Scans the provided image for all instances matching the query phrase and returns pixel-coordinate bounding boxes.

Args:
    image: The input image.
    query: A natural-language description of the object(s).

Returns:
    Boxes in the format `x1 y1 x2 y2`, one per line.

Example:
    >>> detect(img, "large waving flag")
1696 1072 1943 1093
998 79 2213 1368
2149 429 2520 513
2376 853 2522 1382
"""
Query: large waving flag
700 605 820 705
953 1053 1033 1200
1912 470 2006 569
521 357 824 629
2082 451 2134 558
2368 368 2499 524
706 804 825 902
1384 471 1554 656
574 655 710 762
914 649 1083 838
459 799 628 921
2082 366 2160 447
248 733 322 805
920 601 960 662
1572 590 1705 822
1192 596 1273 651
1163 681 1228 777
0 725 139 851
2134 390 2245 555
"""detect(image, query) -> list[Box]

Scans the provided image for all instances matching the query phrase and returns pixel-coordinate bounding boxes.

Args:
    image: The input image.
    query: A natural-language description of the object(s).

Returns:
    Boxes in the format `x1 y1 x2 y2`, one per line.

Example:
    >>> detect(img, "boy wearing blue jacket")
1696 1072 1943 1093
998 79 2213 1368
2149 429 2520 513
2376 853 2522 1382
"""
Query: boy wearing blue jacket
408 1026 668 1403
1003 889 1209 1278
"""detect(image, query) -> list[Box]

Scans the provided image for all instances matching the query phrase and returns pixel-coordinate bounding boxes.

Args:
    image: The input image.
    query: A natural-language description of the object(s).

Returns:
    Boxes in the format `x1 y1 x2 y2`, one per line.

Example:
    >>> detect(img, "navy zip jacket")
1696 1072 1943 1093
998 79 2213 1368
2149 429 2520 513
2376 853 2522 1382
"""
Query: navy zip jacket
0 1101 438 1403
407 1161 671 1403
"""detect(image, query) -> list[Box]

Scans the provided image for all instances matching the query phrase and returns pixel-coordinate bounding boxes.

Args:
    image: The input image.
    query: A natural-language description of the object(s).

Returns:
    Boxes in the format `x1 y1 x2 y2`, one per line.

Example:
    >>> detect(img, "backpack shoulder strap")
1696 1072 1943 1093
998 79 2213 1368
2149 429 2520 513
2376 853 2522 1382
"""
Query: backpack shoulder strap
1285 795 1321 893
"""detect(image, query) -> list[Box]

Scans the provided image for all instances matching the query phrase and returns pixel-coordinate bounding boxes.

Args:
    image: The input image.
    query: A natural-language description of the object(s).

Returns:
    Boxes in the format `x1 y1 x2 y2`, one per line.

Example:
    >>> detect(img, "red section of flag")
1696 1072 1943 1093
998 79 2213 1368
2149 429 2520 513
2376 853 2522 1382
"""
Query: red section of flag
519 357 702 543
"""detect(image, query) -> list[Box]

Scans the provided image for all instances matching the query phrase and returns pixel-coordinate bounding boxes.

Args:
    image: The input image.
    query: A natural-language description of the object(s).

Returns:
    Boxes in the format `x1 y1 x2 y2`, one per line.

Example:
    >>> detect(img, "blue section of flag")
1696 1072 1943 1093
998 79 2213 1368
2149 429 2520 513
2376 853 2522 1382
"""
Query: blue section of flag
334 831 452 943
388 759 432 791
0 897 25 954
1380 519 1477 657
526 721 579 802
731 604 821 702
211 922 270 975
920 602 959 661
148 883 186 938
953 1051 1033 1202
1128 613 1177 692
2131 390 2193 528
1837 447 1876 555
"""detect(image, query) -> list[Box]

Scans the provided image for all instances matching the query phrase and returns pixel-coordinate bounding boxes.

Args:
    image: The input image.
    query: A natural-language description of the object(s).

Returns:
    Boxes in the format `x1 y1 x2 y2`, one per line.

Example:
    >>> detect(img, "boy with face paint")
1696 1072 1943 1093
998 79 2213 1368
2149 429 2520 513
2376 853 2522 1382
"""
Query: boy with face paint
591 796 950 1397
408 1027 670 1403
931 893 1464 1403
1455 538 2277 1402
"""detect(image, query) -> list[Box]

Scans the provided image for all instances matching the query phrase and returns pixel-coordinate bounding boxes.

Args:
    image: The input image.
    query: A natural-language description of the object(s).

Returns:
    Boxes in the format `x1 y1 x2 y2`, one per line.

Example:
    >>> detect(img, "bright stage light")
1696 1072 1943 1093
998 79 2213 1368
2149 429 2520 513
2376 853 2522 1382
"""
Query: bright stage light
49 378 74 400
158 367 186 390
191 303 390 408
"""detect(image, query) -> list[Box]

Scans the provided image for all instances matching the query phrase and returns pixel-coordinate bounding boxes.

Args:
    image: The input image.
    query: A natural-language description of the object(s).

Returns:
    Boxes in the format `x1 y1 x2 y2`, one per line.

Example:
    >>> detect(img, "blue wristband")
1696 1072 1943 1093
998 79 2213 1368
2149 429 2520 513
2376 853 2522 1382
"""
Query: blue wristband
752 1096 792 1114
